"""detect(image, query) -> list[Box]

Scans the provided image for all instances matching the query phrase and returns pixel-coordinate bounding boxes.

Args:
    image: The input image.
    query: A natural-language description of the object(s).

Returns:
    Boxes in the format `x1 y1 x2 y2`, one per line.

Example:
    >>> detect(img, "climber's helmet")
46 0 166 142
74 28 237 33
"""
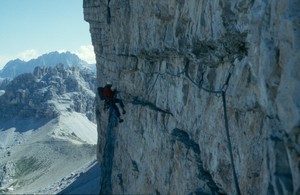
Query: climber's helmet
106 81 112 86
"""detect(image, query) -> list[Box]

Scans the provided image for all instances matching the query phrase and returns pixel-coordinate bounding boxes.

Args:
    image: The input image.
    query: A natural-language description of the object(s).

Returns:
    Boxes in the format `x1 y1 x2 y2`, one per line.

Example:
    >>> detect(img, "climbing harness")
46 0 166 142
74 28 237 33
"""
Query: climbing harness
188 64 241 195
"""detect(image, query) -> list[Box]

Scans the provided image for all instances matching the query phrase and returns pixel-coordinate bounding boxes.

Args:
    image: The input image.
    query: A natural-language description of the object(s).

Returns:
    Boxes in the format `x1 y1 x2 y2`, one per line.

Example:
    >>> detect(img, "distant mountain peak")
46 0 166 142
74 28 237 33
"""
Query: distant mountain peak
11 58 25 63
0 51 95 79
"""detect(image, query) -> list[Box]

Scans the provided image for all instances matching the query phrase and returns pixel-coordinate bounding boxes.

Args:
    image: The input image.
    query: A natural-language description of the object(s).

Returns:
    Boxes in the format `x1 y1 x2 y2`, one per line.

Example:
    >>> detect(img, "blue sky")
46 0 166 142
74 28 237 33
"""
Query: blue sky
0 0 95 69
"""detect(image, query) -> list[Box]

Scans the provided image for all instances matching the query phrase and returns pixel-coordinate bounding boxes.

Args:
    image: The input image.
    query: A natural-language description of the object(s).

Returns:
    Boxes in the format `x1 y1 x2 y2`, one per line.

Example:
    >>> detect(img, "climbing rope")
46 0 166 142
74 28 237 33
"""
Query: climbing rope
220 65 241 195
188 64 241 195
222 90 241 195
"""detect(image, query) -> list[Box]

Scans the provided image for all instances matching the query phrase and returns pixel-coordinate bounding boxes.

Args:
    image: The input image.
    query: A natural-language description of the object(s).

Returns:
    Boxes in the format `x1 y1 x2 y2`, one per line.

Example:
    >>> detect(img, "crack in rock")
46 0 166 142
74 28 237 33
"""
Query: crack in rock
171 128 200 154
171 128 226 195
106 0 111 24
130 97 173 116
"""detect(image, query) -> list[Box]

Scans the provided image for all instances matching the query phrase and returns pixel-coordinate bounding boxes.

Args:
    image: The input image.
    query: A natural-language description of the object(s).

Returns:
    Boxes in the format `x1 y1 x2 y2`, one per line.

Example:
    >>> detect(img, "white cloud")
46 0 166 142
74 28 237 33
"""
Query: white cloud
57 49 67 53
17 49 39 61
74 45 96 64
0 55 12 70
0 49 40 70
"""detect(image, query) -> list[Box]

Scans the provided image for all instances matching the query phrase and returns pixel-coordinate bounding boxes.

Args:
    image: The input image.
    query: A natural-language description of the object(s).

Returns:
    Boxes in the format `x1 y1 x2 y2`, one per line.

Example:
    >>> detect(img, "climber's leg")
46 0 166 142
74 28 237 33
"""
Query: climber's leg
115 98 126 114
112 104 123 123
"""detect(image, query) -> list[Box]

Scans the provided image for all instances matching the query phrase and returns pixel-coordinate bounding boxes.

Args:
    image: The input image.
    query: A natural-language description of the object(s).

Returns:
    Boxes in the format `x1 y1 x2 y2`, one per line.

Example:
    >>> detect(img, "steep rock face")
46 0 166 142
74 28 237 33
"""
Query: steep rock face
84 0 300 194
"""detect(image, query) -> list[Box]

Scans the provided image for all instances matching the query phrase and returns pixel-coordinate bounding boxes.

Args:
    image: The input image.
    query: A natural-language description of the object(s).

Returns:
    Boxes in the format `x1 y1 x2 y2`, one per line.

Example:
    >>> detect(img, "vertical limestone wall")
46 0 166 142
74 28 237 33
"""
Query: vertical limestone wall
83 0 300 194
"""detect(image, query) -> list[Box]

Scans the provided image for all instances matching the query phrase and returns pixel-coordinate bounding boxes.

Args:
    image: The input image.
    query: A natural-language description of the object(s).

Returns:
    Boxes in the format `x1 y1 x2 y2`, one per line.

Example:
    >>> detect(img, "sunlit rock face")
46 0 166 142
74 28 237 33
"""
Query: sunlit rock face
84 0 300 194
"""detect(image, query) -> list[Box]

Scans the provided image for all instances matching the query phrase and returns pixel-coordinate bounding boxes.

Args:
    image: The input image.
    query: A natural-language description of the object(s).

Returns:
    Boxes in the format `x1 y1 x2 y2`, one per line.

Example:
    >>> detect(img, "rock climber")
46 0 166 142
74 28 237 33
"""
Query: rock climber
98 81 126 123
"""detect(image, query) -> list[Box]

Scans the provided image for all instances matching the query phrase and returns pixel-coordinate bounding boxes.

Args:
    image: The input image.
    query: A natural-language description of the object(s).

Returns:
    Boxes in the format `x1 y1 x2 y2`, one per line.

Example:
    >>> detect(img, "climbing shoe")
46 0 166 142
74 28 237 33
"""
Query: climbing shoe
119 119 124 123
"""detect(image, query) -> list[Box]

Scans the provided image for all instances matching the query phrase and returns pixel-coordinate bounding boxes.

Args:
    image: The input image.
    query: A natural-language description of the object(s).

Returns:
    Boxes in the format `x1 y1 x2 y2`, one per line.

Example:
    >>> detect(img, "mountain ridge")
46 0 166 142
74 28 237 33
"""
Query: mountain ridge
0 64 96 121
0 51 95 79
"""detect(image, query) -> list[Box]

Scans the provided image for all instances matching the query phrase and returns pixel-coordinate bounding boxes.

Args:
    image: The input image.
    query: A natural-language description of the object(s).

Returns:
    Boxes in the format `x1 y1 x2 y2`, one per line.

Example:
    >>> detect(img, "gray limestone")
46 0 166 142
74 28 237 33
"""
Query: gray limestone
84 0 300 194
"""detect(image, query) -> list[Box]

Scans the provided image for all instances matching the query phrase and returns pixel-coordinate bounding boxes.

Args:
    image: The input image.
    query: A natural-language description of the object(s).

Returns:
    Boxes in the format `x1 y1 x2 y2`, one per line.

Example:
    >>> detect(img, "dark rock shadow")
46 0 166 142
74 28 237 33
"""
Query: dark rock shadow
99 106 118 194
58 162 101 195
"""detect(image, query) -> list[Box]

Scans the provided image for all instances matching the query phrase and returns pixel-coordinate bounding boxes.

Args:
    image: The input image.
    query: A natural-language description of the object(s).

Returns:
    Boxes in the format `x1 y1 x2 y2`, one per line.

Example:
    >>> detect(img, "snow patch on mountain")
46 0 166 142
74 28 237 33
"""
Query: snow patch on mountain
52 112 97 145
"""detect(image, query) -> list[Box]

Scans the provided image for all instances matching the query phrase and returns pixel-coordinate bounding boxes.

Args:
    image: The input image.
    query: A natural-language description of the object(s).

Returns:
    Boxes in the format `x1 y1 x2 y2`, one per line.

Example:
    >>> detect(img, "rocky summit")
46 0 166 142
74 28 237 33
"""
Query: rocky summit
0 64 96 121
84 0 300 194
0 51 95 79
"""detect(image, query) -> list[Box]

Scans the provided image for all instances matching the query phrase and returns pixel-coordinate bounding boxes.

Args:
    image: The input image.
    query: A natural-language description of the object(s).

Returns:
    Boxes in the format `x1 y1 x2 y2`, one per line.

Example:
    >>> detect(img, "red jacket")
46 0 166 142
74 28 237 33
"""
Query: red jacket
103 85 115 99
